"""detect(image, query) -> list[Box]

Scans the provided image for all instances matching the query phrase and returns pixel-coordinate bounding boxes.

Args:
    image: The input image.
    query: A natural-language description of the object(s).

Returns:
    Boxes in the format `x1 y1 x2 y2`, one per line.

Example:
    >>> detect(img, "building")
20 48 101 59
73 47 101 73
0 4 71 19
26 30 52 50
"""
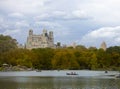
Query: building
100 41 107 51
26 29 54 49
17 44 24 49
72 42 76 48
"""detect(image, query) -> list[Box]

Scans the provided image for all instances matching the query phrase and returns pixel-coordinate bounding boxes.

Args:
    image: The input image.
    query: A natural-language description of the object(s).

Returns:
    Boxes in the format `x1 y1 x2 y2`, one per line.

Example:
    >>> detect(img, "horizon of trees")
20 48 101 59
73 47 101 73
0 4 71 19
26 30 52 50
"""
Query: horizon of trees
0 34 120 70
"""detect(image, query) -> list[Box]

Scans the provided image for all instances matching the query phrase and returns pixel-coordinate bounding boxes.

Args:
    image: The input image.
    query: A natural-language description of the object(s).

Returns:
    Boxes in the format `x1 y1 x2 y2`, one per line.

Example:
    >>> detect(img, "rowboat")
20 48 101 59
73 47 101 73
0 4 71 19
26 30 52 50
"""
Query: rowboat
66 72 78 75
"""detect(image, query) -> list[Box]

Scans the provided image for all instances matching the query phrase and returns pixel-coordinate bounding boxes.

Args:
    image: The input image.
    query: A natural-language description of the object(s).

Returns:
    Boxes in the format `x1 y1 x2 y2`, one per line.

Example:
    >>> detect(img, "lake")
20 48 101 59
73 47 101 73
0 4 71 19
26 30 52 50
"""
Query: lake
0 70 120 89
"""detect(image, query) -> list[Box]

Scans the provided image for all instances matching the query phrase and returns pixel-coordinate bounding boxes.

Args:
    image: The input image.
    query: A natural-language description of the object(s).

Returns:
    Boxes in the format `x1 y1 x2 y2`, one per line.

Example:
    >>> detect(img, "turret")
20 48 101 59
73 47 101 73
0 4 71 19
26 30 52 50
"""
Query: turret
29 29 33 36
100 41 107 51
49 31 53 38
43 29 48 37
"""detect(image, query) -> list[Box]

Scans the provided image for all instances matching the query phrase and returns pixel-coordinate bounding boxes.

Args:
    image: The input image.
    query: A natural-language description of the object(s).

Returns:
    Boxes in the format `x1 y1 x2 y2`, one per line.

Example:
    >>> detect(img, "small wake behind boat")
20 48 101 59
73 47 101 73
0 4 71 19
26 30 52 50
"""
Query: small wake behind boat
115 71 120 78
66 72 78 75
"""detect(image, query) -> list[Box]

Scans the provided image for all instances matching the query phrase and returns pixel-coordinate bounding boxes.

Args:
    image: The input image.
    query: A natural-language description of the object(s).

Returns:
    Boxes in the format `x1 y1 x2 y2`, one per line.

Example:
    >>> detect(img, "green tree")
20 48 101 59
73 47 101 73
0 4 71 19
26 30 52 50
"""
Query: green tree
2 49 33 68
32 48 54 70
0 35 17 53
52 49 80 70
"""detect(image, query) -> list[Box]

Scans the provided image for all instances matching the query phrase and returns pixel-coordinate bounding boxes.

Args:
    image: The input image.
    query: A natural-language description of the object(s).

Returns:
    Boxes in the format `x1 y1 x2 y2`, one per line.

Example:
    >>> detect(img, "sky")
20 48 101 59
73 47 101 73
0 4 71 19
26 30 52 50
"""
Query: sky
0 0 120 48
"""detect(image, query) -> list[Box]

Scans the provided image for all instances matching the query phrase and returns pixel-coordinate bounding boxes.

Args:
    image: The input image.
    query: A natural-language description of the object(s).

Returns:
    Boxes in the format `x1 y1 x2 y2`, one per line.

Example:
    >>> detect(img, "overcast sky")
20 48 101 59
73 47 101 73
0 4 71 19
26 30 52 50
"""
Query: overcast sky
0 0 120 48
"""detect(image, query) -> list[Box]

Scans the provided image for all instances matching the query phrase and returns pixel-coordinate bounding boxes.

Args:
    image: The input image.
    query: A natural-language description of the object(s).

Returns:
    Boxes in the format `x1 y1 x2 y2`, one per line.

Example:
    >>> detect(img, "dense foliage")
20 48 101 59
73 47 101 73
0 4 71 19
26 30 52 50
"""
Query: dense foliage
0 35 120 70
0 46 120 70
0 35 17 53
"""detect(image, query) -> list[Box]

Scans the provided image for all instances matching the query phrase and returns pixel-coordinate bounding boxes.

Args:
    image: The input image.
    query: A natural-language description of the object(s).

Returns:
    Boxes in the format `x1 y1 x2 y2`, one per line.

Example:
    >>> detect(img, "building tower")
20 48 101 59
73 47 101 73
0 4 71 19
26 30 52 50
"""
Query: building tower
49 31 54 47
43 29 47 37
100 41 107 51
29 29 33 36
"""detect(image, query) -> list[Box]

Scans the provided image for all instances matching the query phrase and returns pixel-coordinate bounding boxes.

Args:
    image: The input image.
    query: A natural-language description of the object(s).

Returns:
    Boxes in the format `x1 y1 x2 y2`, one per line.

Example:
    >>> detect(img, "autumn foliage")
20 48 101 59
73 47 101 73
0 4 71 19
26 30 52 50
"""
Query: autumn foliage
0 35 120 70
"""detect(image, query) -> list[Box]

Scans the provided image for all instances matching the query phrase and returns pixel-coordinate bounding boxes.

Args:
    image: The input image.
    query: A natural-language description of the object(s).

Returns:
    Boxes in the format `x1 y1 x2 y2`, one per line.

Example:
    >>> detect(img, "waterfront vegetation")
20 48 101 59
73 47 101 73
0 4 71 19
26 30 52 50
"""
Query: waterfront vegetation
0 35 120 70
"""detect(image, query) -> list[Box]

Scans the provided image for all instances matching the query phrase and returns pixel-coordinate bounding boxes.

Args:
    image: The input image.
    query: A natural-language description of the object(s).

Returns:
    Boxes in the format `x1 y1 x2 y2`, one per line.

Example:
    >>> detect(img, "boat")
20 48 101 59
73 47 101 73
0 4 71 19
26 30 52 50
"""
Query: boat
116 76 120 78
66 72 78 75
115 71 120 78
105 70 108 73
115 74 120 78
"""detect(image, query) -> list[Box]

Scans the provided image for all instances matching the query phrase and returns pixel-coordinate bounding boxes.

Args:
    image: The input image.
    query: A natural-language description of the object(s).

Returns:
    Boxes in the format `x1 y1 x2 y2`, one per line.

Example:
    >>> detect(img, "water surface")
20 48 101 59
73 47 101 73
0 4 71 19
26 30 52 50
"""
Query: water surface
0 70 120 89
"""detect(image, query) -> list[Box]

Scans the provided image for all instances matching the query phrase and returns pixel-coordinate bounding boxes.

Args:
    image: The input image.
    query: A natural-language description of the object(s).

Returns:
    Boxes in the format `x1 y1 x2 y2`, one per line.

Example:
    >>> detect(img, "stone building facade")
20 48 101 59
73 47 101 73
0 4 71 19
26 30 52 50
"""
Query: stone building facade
26 29 54 49
100 41 107 51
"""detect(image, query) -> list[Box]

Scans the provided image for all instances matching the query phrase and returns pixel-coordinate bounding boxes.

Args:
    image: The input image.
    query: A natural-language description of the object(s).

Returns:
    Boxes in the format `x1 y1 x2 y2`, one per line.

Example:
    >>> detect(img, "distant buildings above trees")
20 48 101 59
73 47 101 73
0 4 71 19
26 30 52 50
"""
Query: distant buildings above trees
17 28 108 50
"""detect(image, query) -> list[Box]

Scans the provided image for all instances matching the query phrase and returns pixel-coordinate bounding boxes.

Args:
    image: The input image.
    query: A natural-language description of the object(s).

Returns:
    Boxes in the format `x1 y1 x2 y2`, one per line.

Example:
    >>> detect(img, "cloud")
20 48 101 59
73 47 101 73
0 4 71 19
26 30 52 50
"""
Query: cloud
34 10 90 21
15 20 29 28
34 21 70 37
0 17 4 23
77 0 120 25
42 11 66 19
3 29 20 35
0 15 29 30
1 0 120 24
8 12 25 19
1 0 120 46
80 26 120 47
0 15 11 31
72 10 89 19
0 0 50 14
35 21 61 28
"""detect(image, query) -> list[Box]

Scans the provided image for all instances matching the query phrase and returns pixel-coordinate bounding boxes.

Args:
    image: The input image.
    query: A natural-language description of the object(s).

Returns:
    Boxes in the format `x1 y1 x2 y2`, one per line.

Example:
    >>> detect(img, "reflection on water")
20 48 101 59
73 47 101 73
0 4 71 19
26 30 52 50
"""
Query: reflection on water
0 77 120 89
0 71 120 89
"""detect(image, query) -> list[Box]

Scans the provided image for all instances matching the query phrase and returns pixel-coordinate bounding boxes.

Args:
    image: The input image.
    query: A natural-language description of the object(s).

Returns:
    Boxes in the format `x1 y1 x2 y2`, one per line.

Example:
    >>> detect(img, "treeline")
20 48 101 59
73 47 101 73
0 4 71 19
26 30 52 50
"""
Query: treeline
0 35 120 70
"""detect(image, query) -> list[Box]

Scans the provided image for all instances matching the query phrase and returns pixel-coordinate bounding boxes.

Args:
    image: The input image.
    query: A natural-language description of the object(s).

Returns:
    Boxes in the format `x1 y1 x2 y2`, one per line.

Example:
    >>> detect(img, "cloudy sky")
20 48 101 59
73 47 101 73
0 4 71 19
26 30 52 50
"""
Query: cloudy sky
0 0 120 48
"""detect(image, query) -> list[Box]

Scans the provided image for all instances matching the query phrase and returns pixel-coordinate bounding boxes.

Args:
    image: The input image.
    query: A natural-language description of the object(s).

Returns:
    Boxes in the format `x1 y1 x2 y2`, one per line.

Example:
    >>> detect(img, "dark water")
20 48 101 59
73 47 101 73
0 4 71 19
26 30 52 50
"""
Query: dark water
0 71 120 89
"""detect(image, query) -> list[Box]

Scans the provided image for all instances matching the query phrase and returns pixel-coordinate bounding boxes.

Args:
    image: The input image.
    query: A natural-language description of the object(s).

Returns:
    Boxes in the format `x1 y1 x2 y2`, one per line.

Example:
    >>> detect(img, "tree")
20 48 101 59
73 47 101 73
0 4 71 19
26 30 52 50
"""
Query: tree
2 49 33 68
76 45 87 50
32 48 54 70
107 46 120 53
0 35 17 53
52 49 80 70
